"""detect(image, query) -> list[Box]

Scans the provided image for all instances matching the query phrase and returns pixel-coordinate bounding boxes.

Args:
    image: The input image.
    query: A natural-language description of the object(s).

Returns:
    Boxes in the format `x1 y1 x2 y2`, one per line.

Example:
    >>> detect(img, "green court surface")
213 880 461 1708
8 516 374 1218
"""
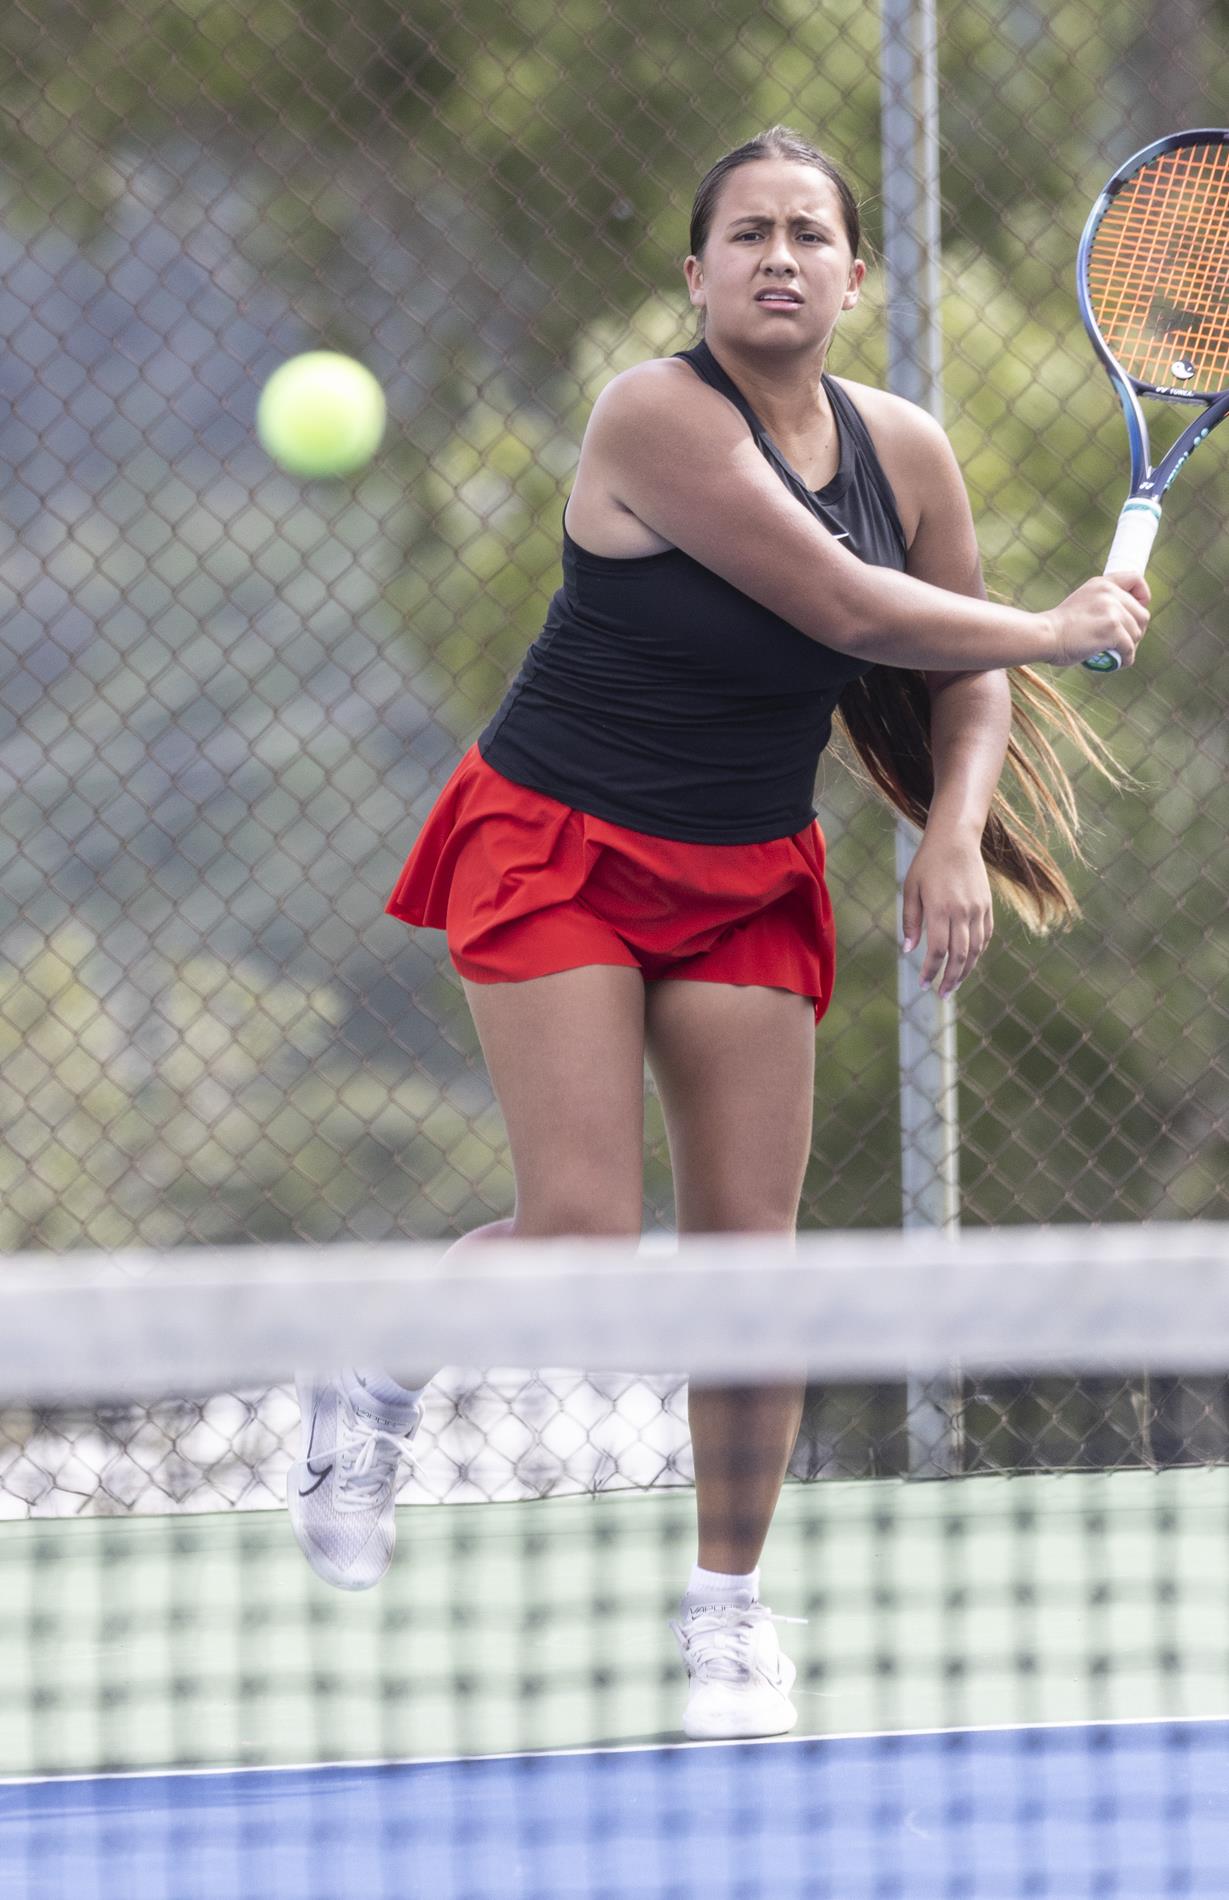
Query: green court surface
3 1464 1227 1778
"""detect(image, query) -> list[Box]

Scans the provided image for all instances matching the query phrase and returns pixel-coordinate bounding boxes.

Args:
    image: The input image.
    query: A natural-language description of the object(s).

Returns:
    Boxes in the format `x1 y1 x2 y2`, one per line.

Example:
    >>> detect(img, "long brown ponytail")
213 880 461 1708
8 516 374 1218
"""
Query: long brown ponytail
836 665 1120 929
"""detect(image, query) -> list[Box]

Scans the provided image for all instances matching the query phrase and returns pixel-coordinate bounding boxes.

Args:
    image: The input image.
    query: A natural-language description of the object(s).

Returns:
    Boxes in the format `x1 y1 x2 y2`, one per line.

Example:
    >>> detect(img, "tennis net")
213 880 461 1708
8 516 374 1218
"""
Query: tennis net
1 1223 1228 1899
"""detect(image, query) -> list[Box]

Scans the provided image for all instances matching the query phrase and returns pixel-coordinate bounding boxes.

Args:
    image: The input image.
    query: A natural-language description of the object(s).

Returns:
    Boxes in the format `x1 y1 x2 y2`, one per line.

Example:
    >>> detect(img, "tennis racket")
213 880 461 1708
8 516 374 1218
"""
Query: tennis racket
1078 128 1229 671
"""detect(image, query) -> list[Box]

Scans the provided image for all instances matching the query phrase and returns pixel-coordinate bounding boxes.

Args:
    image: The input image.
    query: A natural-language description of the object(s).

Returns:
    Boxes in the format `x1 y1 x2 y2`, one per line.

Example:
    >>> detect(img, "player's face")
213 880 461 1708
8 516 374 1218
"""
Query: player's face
685 160 864 355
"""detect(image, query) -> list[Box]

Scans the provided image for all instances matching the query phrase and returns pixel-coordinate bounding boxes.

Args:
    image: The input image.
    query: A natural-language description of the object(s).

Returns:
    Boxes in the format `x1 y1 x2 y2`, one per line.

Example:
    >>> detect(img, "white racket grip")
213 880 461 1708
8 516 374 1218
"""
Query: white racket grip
1104 497 1161 578
1084 498 1160 673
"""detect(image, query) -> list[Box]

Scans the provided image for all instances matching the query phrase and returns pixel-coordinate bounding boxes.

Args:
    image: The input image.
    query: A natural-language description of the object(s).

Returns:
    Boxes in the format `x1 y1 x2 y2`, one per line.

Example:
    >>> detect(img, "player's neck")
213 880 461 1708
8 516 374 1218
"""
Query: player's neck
702 336 834 442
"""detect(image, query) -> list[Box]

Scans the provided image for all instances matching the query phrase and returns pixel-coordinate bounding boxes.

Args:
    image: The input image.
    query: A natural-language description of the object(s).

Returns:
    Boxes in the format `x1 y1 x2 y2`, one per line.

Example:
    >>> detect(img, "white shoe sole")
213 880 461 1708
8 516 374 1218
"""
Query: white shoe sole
682 1692 799 1741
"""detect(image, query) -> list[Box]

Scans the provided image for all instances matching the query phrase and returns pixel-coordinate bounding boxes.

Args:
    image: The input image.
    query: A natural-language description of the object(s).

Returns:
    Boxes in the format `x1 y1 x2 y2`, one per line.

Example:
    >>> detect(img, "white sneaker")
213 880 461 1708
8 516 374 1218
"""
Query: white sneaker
671 1599 800 1740
287 1373 421 1591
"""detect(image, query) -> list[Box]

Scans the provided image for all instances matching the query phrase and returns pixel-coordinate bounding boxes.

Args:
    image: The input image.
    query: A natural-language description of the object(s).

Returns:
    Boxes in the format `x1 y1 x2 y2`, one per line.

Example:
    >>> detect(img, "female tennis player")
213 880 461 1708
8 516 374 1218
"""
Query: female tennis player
288 128 1148 1741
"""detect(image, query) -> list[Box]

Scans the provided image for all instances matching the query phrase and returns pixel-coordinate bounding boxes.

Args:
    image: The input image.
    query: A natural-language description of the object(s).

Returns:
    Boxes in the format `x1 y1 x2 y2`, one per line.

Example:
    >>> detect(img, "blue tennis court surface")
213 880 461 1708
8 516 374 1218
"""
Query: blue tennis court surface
4 1716 1228 1900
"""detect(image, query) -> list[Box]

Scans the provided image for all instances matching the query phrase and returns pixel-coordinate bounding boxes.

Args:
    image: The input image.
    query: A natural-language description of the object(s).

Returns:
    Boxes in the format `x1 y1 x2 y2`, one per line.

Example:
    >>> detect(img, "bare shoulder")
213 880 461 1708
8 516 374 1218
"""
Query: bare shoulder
567 356 753 557
590 354 737 429
830 376 966 544
830 376 949 450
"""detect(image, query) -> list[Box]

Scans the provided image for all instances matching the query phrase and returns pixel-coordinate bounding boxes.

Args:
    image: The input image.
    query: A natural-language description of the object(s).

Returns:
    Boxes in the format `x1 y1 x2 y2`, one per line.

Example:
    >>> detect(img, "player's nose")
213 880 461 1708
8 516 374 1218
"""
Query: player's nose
763 238 798 271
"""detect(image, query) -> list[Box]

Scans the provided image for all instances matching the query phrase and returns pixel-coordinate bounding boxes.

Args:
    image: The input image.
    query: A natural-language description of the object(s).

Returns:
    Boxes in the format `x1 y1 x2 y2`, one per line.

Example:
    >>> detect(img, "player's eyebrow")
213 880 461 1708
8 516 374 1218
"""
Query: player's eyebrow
725 212 834 231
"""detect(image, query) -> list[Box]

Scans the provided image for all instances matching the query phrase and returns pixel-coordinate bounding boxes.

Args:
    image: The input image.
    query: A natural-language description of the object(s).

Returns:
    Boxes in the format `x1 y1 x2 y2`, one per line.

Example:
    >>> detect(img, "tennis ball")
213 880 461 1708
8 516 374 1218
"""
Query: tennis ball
256 351 386 479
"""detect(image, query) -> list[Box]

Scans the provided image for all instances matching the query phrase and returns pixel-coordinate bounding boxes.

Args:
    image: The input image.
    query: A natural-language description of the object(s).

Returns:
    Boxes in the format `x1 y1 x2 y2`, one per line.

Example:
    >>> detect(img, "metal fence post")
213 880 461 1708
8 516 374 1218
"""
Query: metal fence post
880 0 964 1476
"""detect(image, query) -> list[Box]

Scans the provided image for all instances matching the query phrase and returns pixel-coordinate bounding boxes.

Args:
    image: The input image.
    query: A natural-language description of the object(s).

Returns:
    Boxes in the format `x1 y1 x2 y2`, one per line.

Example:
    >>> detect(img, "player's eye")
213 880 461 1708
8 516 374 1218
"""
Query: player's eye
734 229 826 243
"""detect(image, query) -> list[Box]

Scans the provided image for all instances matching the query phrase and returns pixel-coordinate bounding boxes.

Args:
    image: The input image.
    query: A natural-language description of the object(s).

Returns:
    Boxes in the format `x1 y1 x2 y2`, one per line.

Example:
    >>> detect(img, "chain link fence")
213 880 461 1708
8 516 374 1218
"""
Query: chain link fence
2 0 1227 1515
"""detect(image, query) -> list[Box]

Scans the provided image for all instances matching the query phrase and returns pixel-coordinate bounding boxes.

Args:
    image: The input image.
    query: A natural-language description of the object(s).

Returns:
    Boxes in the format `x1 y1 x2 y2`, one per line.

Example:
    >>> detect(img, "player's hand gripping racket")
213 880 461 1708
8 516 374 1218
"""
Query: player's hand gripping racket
1078 128 1229 670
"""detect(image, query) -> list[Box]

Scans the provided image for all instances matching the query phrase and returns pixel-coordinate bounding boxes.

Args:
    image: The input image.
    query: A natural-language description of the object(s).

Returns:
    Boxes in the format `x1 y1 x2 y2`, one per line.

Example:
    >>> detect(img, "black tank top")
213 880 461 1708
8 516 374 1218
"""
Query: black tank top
478 338 907 843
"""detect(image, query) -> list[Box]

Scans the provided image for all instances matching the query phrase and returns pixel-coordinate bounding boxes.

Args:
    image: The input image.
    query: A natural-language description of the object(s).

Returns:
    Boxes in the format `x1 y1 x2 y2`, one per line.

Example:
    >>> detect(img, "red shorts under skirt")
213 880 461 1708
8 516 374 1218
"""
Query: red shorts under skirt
386 745 836 1025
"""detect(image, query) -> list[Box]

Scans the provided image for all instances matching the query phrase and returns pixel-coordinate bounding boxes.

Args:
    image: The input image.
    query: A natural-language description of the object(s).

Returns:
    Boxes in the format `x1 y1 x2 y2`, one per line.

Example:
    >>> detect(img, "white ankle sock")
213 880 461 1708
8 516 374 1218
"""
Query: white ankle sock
683 1564 761 1612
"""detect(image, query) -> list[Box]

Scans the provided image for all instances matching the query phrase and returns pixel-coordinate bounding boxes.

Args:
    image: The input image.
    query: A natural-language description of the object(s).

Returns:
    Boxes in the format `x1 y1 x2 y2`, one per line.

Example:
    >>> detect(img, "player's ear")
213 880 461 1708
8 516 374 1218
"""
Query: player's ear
684 254 705 310
842 258 866 311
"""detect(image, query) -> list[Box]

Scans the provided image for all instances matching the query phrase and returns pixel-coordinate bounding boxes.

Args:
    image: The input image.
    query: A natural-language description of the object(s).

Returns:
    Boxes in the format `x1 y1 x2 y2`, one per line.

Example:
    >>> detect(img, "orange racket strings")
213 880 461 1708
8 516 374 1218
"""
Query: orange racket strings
1087 141 1229 393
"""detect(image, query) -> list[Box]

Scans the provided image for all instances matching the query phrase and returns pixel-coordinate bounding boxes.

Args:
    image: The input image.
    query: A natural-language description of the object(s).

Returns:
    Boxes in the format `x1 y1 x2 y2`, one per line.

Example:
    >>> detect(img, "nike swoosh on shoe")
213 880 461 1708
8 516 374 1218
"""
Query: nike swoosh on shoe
298 1399 334 1493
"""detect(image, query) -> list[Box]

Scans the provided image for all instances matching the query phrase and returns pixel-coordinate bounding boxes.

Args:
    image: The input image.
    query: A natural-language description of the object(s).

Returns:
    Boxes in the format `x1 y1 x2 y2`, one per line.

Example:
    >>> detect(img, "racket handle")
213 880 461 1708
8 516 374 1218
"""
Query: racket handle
1084 498 1161 672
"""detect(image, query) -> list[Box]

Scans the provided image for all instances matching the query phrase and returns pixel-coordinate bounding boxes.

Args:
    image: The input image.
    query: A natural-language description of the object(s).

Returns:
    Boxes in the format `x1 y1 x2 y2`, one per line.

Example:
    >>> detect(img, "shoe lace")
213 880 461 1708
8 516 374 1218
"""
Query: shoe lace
671 1603 806 1684
335 1415 409 1509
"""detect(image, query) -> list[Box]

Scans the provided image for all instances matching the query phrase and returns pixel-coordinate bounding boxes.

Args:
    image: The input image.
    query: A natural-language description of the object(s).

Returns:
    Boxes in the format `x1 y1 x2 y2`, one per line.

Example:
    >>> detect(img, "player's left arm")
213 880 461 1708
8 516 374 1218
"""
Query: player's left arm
854 388 1010 997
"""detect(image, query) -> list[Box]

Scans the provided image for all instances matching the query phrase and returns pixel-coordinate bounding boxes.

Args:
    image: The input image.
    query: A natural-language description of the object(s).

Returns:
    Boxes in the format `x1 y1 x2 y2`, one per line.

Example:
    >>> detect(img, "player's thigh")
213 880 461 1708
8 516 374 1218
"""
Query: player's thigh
643 980 815 1233
462 965 647 1234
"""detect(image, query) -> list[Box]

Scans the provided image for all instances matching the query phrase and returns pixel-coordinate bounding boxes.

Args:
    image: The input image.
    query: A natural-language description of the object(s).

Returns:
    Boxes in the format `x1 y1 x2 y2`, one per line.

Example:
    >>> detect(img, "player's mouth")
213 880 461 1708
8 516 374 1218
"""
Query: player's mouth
755 289 804 308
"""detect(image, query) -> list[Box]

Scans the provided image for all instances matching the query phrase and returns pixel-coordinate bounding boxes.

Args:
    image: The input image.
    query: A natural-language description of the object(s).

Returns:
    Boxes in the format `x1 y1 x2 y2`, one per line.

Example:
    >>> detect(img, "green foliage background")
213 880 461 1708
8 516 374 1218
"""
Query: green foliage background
1 0 1226 1250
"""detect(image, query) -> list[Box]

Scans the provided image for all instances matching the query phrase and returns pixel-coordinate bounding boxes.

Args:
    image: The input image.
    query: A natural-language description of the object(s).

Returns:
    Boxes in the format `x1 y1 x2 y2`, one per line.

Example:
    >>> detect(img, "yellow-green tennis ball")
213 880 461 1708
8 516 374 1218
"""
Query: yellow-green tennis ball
256 351 386 478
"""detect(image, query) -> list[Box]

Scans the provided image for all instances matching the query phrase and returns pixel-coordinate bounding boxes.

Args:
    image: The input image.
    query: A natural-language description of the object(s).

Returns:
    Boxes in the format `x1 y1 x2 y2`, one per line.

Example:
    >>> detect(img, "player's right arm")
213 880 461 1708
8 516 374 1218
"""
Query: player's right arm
590 361 1148 671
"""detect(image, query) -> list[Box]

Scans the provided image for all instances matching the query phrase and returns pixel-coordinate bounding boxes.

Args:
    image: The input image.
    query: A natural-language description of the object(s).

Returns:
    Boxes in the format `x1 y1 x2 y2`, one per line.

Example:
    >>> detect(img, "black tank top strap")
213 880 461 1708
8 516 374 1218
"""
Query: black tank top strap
674 337 764 440
676 338 821 506
821 375 907 548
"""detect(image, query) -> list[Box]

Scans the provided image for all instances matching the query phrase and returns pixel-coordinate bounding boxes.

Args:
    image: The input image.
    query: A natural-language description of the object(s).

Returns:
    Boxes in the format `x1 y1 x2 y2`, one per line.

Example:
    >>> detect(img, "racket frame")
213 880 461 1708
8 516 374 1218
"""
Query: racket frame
1077 128 1229 670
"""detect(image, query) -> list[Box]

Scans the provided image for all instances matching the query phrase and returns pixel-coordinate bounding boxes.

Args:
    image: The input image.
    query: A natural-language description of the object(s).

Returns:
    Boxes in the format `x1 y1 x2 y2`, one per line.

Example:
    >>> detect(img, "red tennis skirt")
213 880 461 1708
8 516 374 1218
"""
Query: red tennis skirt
386 745 836 1024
